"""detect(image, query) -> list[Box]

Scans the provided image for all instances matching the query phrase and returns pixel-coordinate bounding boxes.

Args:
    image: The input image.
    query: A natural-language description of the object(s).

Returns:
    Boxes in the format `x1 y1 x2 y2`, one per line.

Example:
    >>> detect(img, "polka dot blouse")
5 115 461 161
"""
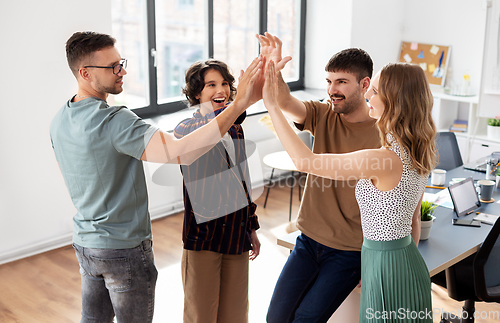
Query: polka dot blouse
355 134 428 241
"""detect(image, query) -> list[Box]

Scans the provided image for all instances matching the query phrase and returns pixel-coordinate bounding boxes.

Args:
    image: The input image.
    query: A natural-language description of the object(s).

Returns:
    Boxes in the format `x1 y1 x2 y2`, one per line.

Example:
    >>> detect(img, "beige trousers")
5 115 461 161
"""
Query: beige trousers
181 249 249 323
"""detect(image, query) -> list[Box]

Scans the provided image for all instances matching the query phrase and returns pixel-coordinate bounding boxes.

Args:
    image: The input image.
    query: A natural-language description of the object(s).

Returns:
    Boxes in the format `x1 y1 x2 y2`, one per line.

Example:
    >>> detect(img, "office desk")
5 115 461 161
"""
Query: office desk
421 166 500 276
276 166 499 322
277 166 500 277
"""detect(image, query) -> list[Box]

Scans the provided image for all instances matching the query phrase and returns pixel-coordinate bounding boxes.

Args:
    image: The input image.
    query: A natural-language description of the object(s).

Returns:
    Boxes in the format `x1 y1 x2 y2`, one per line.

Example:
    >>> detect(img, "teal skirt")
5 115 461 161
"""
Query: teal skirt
359 235 432 323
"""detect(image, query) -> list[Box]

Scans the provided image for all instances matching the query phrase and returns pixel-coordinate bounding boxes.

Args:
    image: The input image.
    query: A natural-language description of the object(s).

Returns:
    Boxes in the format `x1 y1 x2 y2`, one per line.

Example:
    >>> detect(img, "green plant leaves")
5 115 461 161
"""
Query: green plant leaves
421 200 437 221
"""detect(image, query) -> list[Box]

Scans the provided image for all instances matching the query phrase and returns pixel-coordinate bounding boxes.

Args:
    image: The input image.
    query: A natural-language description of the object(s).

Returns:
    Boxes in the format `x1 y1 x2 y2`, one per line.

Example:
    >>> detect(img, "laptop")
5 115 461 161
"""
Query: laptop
463 158 487 172
463 152 500 173
447 177 482 227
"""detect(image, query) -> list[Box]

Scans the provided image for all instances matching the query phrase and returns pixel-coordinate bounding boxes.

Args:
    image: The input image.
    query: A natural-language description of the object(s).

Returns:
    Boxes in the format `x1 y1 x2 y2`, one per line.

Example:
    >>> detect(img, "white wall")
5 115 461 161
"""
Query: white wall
0 0 490 264
401 0 487 95
304 0 353 89
304 0 487 95
351 0 406 74
0 0 112 263
304 0 405 89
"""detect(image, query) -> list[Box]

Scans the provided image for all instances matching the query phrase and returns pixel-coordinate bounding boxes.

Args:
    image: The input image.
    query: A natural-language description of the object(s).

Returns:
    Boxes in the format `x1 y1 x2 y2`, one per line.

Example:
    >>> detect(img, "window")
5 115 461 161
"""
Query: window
112 0 306 118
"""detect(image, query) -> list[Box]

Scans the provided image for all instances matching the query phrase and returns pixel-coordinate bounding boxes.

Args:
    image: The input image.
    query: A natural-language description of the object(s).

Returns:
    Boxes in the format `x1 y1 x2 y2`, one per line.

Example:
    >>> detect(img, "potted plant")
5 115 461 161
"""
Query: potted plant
487 117 500 139
420 200 437 240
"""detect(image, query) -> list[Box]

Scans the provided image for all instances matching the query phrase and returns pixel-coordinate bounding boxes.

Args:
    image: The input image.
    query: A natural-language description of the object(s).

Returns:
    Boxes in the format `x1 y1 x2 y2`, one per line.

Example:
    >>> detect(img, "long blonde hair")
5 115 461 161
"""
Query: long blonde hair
377 63 437 175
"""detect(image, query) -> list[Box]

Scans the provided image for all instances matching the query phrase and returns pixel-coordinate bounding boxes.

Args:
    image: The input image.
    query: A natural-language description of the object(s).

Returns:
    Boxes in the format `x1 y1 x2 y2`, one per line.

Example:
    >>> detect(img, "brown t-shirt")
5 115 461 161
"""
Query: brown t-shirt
295 100 381 251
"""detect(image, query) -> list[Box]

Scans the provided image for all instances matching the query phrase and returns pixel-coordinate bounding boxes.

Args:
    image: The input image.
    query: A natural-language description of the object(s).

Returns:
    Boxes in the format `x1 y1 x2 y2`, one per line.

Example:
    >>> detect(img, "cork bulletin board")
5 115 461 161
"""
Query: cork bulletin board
398 42 451 86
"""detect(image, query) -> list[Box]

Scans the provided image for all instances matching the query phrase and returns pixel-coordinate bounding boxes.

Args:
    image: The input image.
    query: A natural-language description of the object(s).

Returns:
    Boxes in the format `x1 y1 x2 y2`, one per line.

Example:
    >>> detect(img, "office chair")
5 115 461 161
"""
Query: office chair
439 218 500 323
431 131 465 289
435 131 464 171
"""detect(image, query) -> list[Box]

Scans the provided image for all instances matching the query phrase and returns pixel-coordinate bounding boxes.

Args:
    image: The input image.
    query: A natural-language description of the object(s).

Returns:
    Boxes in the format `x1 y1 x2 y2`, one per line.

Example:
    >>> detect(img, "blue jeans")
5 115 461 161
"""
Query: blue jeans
267 233 361 323
73 240 158 323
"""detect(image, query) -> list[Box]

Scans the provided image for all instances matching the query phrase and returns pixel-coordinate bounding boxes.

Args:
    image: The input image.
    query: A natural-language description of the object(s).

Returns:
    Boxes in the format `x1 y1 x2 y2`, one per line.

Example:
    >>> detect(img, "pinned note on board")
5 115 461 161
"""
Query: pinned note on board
398 41 451 86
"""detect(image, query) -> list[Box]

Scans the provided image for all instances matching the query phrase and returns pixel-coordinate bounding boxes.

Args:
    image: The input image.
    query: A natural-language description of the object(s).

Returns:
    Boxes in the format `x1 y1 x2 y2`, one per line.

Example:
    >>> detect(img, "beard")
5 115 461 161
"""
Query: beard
95 78 123 95
330 92 365 115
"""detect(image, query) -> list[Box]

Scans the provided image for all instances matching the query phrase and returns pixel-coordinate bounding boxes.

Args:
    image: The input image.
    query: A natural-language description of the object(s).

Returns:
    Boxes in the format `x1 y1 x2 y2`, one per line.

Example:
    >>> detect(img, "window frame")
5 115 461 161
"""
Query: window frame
133 0 307 119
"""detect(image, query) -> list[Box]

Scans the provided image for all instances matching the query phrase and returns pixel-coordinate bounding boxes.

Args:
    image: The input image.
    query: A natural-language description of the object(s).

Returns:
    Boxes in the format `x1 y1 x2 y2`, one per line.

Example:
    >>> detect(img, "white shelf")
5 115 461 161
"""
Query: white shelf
469 133 500 143
431 89 478 104
431 89 500 163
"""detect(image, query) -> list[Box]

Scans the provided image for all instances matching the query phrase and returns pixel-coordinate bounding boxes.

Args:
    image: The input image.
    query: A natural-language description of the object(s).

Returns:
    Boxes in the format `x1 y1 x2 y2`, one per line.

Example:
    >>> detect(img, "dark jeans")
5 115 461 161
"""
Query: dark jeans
73 240 158 323
267 233 361 323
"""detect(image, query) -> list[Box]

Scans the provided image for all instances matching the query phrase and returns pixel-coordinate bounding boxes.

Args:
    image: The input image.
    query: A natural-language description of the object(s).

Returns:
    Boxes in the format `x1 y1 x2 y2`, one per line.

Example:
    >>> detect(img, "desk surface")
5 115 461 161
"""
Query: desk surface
420 166 500 276
277 166 500 277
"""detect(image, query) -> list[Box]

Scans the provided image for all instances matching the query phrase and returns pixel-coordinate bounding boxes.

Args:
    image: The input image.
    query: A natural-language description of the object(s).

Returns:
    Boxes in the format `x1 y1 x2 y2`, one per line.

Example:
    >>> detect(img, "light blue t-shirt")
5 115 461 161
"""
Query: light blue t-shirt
50 97 158 249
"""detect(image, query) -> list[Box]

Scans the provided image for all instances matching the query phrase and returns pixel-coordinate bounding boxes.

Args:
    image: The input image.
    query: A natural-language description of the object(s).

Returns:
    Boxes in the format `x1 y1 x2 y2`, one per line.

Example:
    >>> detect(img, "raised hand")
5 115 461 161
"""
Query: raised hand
256 32 292 72
262 60 279 112
234 56 264 107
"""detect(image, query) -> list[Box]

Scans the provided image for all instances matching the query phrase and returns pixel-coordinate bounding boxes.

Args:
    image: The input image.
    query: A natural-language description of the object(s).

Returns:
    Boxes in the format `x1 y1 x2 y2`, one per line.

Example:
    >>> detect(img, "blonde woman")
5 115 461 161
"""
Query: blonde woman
262 61 437 322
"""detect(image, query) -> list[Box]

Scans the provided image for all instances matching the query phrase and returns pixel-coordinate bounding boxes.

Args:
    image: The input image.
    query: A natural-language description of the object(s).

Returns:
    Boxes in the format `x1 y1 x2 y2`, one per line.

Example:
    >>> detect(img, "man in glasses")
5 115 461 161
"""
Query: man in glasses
50 31 262 323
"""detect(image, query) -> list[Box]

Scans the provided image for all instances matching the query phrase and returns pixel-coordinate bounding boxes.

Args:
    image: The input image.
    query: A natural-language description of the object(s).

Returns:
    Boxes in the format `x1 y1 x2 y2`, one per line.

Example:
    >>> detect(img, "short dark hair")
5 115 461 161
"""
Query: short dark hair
182 59 236 107
65 31 116 77
325 48 373 82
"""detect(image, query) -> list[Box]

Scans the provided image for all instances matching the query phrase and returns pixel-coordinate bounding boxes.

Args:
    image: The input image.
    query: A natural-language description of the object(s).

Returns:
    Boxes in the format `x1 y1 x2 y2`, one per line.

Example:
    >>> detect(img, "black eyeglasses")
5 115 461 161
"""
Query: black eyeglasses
84 58 127 75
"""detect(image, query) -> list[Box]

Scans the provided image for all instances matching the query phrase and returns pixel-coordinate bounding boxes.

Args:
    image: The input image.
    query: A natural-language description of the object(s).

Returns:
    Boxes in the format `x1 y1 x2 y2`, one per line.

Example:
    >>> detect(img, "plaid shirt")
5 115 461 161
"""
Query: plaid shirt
174 104 259 254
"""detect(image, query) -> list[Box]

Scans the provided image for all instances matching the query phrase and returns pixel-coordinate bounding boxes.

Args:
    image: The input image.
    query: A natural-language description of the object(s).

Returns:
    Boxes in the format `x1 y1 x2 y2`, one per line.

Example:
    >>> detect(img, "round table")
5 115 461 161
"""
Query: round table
262 151 303 223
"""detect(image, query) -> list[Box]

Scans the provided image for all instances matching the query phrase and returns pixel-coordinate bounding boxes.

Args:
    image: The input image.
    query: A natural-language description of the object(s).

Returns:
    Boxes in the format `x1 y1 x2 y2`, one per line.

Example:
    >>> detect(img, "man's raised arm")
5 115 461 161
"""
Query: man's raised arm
141 57 263 165
256 32 307 124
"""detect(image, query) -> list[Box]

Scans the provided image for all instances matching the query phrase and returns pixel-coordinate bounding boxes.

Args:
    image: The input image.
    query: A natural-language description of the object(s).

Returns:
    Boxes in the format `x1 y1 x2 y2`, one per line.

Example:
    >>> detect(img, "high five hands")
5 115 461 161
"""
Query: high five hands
234 32 291 109
235 56 265 107
256 32 292 72
262 60 279 113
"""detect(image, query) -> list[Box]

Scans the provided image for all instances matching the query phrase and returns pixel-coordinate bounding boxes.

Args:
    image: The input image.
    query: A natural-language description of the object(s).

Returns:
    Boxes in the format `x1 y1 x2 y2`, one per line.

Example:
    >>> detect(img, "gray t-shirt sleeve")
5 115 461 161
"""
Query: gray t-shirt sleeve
108 108 158 160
